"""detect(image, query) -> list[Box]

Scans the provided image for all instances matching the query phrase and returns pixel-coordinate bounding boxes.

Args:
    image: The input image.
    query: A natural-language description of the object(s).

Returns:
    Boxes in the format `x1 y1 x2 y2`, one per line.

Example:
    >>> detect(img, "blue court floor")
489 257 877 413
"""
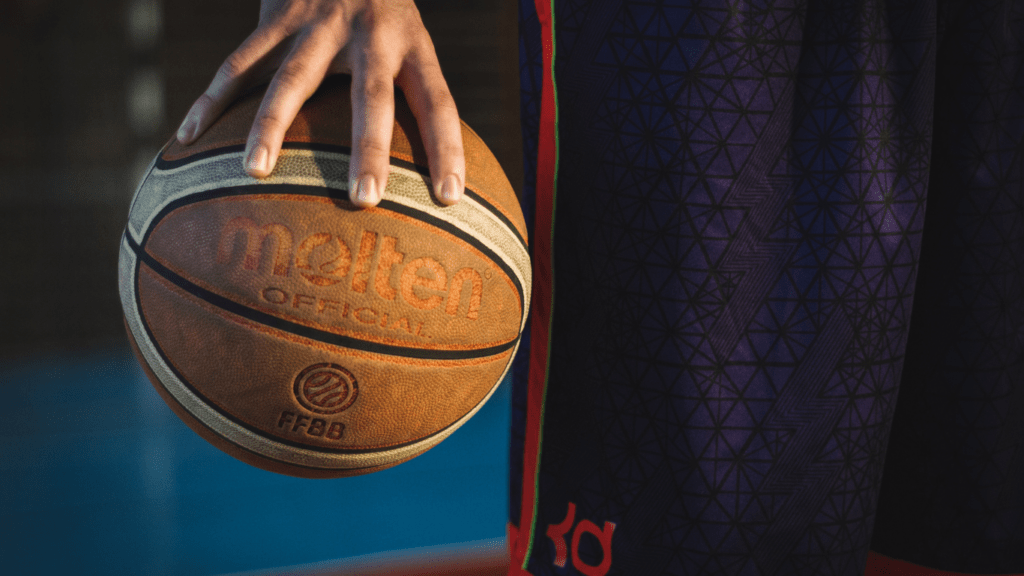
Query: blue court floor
0 343 511 575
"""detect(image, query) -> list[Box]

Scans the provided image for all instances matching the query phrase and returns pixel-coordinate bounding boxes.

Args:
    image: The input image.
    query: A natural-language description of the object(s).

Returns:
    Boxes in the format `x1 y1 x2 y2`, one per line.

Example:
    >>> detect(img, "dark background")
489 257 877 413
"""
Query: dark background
0 0 522 359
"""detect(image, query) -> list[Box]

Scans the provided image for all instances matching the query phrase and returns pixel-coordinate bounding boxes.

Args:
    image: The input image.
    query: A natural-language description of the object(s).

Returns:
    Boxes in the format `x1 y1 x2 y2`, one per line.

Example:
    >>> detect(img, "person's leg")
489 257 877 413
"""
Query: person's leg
869 1 1024 573
511 1 938 574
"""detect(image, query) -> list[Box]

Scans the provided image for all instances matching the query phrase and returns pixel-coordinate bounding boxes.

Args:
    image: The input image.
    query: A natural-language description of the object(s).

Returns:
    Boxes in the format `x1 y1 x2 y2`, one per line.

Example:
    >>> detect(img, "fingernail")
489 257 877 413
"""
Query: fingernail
177 116 196 143
348 177 359 202
440 175 462 203
357 175 378 205
247 145 269 174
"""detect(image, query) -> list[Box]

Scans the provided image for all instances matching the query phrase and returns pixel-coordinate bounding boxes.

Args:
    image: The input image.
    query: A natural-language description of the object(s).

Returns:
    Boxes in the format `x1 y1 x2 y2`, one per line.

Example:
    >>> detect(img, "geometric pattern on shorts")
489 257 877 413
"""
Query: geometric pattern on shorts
513 0 939 574
870 1 1024 572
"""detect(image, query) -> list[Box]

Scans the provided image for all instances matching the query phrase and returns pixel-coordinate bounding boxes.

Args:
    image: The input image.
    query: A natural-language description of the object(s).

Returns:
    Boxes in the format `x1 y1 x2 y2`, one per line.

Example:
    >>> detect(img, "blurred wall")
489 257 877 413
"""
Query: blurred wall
0 0 521 358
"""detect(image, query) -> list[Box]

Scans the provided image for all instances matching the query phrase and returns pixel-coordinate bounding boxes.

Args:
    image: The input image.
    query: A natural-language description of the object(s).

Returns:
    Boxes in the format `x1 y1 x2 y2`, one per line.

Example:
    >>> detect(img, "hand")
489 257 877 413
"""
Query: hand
175 0 465 208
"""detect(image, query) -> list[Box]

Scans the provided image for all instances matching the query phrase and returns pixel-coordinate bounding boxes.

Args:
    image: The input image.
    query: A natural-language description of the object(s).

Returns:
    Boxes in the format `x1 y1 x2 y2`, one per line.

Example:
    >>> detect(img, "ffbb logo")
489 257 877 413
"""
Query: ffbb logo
216 216 484 319
294 363 358 414
547 502 616 576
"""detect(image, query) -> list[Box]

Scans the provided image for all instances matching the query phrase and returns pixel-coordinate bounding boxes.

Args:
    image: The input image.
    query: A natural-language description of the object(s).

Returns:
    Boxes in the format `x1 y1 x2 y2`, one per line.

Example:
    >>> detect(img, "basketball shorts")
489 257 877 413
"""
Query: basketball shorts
507 1 1024 575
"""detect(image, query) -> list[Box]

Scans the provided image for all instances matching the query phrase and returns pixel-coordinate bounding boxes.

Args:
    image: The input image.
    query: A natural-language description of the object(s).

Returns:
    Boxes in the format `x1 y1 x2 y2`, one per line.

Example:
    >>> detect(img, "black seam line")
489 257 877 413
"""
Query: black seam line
128 238 511 460
462 189 529 252
140 183 339 246
126 235 518 361
137 183 526 323
376 198 526 309
140 183 340 246
155 143 245 170
156 142 350 171
152 141 529 251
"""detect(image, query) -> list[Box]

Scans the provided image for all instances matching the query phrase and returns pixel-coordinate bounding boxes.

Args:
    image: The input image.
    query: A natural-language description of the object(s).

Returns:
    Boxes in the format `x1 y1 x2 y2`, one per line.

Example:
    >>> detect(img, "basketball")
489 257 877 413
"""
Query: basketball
118 75 530 478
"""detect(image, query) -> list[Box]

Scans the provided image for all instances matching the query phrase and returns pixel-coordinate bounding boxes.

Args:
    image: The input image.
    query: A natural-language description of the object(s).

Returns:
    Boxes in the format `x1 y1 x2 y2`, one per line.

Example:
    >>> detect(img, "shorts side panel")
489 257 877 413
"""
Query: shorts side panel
522 1 936 575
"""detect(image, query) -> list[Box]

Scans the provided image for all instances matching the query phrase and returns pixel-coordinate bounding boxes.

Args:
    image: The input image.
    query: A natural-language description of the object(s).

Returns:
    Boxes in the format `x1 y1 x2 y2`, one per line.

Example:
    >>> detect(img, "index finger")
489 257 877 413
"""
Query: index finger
244 24 342 177
177 22 288 145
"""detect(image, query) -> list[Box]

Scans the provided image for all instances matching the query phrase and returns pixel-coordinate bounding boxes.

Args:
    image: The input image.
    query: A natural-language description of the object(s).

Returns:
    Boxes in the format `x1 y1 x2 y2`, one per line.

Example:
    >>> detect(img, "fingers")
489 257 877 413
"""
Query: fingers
348 45 398 208
398 44 465 206
244 24 345 178
176 23 288 145
177 0 461 215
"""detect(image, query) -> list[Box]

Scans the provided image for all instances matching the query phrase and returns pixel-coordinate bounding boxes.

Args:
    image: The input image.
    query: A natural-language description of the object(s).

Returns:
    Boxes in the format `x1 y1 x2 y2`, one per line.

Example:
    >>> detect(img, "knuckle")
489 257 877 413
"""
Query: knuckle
417 83 458 117
353 38 390 67
436 147 465 172
356 136 391 158
217 53 247 83
194 92 217 112
360 76 393 103
410 30 436 55
255 111 288 137
428 86 458 111
311 21 346 49
312 0 346 24
278 1 309 25
441 140 465 159
275 61 312 91
355 4 384 29
267 0 349 32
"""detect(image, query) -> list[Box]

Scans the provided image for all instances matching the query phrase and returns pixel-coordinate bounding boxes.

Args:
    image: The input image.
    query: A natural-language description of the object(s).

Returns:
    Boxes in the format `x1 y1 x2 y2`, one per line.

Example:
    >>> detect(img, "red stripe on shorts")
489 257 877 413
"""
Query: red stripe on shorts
510 0 558 574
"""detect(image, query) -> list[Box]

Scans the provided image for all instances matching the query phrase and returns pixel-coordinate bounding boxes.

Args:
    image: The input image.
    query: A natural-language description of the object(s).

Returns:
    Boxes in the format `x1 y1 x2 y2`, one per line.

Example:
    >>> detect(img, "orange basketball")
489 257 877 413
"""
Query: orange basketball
118 75 530 478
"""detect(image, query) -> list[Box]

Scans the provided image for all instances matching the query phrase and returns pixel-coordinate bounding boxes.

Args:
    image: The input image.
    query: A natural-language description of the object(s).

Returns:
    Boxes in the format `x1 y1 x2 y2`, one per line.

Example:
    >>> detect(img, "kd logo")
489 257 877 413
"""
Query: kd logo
546 502 616 576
